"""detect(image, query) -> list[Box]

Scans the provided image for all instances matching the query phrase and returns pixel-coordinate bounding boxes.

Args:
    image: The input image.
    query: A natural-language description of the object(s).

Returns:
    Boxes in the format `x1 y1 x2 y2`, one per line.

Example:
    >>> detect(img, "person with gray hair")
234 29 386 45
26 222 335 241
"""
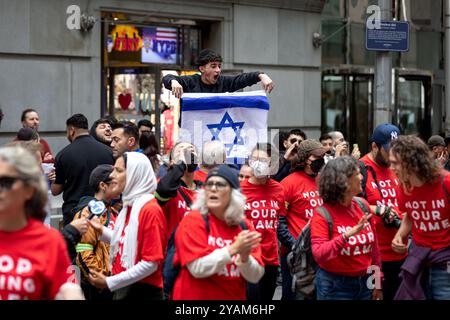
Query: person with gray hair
171 164 264 300
310 156 383 300
155 142 202 239
328 131 361 159
194 140 227 182
0 145 83 300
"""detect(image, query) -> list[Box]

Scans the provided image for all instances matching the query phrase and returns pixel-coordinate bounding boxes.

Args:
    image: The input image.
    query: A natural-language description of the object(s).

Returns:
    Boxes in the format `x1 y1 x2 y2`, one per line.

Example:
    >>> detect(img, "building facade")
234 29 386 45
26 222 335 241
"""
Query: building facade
0 0 325 153
321 0 444 154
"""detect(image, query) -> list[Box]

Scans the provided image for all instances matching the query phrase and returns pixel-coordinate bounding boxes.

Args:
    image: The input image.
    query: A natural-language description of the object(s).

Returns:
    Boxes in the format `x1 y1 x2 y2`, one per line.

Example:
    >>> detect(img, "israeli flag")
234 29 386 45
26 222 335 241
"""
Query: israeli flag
180 90 269 164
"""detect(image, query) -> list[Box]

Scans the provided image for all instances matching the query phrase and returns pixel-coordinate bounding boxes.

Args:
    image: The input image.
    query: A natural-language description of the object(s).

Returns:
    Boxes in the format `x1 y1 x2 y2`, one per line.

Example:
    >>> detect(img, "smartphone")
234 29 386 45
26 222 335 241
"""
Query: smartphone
183 149 197 165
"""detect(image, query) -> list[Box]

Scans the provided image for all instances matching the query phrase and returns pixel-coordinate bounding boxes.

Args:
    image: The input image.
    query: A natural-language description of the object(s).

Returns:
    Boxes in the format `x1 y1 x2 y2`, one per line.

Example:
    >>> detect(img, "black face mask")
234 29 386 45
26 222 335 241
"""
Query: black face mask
310 157 325 174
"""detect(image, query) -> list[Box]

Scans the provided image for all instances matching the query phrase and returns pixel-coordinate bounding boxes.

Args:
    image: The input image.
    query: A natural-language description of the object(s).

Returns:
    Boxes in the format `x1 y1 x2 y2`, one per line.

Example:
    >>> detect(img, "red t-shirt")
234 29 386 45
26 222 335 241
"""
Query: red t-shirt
397 175 450 250
112 198 167 288
280 171 322 255
0 219 71 300
311 199 378 276
193 170 208 183
360 154 407 261
161 187 197 239
240 179 285 266
172 211 263 300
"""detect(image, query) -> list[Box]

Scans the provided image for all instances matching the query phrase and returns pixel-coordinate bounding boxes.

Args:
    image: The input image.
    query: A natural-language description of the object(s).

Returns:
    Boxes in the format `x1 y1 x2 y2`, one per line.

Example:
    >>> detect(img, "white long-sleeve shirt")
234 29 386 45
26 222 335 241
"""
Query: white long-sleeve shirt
187 247 264 283
100 226 158 292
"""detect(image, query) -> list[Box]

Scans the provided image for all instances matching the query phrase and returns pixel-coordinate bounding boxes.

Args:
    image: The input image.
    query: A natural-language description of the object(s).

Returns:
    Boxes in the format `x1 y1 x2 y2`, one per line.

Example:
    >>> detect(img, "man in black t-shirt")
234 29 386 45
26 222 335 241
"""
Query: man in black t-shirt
52 114 114 226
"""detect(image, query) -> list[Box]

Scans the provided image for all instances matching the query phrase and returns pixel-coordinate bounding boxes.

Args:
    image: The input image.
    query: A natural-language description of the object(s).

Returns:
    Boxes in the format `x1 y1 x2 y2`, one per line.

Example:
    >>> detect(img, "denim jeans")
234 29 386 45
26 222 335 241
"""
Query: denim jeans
315 268 372 300
426 264 450 300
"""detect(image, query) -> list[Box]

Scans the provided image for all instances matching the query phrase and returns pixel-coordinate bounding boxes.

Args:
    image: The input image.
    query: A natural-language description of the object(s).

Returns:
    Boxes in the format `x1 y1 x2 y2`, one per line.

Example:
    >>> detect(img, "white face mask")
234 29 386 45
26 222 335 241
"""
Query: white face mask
249 160 270 177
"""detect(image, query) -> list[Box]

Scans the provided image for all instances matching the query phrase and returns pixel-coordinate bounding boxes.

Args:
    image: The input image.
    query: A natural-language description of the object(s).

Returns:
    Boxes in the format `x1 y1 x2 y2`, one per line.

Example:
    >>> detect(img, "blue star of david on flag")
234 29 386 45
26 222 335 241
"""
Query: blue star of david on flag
179 90 270 165
206 112 245 156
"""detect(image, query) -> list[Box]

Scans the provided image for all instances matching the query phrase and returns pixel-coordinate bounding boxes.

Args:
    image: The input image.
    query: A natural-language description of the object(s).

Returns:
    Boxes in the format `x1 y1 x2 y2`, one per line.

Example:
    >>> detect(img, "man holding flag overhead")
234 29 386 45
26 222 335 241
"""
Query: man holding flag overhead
163 48 274 165
162 49 274 98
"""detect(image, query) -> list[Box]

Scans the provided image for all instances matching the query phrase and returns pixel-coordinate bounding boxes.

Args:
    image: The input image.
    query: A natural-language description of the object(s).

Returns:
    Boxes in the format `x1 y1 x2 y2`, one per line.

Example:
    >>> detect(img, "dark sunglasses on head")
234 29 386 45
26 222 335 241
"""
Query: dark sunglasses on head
0 176 24 190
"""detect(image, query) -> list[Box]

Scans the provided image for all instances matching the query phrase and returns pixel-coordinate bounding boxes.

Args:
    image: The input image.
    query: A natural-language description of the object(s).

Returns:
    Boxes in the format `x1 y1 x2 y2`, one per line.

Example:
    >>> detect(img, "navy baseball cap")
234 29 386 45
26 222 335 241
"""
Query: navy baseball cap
370 124 400 150
206 164 240 189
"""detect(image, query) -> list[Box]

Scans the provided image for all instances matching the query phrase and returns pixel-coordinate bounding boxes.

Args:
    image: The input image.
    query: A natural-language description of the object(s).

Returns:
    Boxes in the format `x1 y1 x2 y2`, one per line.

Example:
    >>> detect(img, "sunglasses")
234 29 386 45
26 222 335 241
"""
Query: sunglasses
290 138 302 144
204 181 229 191
0 176 24 190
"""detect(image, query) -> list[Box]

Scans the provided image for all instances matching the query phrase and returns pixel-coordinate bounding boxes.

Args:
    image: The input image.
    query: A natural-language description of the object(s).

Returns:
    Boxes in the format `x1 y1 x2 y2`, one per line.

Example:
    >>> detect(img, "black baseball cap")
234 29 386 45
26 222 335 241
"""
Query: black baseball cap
89 164 114 190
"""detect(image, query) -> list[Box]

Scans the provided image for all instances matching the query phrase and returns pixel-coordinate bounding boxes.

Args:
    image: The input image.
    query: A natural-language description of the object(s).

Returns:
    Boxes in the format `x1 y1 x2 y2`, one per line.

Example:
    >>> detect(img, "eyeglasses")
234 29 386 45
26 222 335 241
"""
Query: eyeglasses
0 176 24 190
204 181 229 191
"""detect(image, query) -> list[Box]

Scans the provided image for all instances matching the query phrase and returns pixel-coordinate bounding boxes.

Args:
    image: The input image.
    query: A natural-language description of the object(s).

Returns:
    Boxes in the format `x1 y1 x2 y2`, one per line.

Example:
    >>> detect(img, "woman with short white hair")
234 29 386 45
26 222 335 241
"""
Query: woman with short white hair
172 164 264 300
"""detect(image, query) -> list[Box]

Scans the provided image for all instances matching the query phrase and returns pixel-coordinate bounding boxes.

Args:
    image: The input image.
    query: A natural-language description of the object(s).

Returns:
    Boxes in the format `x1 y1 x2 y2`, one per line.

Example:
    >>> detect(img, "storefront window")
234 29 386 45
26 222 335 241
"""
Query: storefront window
397 77 425 135
322 75 346 133
107 70 157 123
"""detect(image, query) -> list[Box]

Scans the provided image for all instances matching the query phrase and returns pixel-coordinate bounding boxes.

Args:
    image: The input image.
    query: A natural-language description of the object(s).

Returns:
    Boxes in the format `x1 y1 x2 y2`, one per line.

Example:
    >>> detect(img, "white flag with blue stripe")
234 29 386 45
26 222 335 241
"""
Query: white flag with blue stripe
180 90 269 164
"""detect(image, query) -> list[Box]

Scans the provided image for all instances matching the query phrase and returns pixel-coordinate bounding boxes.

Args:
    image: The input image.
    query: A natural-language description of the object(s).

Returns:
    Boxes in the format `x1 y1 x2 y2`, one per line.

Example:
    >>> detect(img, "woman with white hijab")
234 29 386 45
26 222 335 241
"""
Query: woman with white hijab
89 152 167 300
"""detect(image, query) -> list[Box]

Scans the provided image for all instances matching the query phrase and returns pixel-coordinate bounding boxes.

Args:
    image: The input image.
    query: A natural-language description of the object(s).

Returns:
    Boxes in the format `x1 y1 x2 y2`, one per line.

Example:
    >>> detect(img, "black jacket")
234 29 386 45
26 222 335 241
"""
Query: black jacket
155 162 203 206
162 72 261 94
62 224 81 263
278 215 296 251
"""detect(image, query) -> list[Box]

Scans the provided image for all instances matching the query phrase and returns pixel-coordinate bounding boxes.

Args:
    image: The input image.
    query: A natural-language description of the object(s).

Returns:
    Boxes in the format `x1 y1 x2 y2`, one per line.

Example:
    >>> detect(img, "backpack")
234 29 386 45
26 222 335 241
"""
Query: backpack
162 213 248 299
287 197 370 300
358 161 383 199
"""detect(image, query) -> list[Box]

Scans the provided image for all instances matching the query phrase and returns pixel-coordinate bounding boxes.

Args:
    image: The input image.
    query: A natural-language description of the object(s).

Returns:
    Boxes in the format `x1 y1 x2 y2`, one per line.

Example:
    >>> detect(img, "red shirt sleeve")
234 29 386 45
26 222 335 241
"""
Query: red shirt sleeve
368 215 382 270
137 202 167 264
175 212 212 266
46 232 72 299
310 210 346 265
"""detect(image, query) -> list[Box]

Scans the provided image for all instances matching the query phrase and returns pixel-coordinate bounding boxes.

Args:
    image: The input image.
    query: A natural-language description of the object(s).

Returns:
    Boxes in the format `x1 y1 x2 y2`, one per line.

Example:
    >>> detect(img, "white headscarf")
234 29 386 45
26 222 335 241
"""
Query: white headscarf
109 152 157 270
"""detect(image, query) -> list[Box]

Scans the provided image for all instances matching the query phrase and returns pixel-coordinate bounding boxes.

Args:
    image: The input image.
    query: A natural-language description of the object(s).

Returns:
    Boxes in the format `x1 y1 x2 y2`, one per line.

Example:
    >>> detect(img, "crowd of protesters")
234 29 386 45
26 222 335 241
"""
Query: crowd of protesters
0 48 448 301
1 110 449 301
